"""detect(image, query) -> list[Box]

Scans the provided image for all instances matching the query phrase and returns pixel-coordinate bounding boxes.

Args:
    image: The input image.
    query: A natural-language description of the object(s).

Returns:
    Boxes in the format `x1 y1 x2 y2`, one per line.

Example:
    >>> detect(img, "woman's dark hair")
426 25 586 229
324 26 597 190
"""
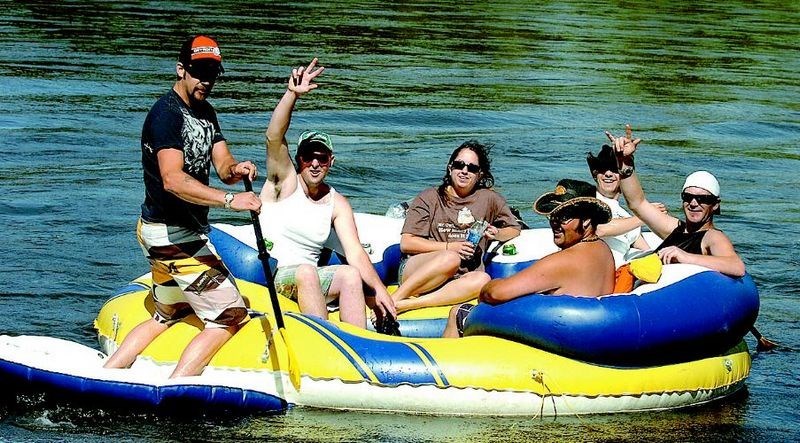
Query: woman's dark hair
437 140 495 198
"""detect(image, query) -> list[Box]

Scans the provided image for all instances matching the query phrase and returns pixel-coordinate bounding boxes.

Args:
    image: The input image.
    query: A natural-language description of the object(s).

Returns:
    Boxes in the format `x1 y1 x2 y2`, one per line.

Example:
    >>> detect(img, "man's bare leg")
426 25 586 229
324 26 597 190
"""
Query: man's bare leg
328 265 367 327
169 325 237 378
294 264 327 319
103 318 168 369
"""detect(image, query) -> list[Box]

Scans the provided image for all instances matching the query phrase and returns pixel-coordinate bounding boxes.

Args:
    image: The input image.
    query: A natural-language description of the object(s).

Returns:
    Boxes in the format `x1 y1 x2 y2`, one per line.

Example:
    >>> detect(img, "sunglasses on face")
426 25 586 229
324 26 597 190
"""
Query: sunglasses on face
681 192 718 206
595 168 619 176
186 65 220 83
188 70 219 83
451 160 481 174
548 215 575 228
299 152 331 166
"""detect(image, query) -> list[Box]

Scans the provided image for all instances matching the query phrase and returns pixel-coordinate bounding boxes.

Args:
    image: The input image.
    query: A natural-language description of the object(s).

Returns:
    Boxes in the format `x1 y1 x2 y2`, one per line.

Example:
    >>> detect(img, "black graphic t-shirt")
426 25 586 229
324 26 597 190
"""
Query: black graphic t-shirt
140 89 225 233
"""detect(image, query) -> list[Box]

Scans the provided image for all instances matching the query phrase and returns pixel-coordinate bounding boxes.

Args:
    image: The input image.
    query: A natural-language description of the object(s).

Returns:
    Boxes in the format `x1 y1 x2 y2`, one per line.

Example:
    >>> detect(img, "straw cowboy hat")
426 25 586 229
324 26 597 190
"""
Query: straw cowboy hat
533 179 612 224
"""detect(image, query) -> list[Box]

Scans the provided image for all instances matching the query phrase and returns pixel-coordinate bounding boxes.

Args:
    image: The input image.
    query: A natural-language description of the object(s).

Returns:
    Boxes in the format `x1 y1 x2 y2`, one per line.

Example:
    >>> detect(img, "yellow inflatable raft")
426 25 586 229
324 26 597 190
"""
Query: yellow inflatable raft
95 275 751 416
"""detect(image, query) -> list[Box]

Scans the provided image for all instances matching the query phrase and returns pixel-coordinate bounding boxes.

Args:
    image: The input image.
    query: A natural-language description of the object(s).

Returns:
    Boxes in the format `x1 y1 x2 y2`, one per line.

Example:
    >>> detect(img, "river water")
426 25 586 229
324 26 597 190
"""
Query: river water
0 1 798 441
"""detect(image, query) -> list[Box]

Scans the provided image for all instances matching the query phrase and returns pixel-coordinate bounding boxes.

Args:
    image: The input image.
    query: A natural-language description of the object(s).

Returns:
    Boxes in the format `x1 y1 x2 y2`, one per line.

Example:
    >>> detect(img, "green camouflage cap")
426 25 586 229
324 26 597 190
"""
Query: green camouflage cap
297 130 334 154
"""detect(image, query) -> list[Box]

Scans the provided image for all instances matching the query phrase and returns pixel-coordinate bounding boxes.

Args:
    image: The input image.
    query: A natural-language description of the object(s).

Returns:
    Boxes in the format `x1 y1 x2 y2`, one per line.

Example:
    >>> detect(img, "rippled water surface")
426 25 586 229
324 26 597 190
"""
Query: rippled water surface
1 1 799 441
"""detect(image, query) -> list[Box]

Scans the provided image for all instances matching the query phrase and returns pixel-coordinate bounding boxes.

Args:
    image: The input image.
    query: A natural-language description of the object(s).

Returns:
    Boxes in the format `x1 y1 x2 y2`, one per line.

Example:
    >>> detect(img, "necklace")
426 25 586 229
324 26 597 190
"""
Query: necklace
581 234 600 243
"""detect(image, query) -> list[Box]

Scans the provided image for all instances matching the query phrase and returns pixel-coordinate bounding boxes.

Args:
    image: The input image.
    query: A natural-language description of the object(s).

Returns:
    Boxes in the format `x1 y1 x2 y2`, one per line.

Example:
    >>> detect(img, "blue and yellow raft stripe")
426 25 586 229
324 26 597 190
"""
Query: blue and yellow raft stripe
288 313 449 387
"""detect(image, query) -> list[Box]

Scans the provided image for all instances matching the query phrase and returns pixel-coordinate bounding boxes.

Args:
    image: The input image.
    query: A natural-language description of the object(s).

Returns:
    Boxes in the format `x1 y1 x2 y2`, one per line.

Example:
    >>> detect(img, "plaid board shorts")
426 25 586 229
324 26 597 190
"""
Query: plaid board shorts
274 264 344 309
136 218 247 328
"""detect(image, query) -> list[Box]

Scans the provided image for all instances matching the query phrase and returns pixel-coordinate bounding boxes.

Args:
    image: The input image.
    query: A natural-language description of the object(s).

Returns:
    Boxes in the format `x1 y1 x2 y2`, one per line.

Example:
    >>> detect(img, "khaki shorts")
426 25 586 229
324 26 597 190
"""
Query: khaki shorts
137 219 247 328
274 264 344 309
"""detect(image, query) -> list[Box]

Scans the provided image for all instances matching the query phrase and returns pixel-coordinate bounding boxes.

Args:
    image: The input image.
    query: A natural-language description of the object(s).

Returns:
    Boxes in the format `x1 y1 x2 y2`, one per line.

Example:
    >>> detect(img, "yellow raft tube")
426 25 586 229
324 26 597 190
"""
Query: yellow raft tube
95 275 750 416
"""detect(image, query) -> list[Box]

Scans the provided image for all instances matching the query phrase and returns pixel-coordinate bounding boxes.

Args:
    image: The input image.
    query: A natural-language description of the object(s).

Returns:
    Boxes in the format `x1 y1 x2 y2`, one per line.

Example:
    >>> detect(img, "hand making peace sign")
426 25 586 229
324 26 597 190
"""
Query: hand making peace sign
288 57 325 95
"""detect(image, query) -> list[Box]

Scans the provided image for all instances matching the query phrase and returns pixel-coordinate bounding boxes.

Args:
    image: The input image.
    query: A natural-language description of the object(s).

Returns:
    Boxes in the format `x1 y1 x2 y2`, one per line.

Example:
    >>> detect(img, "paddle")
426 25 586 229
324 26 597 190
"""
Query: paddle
750 326 778 352
242 176 301 388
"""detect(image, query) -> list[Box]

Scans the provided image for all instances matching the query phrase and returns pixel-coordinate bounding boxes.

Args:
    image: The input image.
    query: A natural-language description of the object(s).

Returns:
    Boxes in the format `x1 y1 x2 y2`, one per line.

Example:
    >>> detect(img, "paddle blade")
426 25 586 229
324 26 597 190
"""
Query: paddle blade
756 336 778 352
279 327 302 390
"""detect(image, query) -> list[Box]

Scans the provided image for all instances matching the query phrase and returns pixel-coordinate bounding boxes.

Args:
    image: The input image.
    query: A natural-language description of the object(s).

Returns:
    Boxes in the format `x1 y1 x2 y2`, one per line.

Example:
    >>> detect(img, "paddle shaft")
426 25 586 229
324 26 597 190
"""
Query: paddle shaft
243 177 285 329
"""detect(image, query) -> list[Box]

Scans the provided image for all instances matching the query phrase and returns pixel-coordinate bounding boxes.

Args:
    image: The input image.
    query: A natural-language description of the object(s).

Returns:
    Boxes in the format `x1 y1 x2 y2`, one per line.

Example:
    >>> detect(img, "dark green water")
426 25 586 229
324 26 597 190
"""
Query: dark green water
0 1 798 441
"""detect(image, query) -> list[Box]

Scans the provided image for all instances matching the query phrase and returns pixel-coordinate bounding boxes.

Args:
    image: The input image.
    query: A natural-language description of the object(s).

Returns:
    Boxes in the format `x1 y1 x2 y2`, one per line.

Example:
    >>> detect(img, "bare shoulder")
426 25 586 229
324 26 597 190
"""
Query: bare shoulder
332 192 354 219
333 191 352 209
703 227 735 249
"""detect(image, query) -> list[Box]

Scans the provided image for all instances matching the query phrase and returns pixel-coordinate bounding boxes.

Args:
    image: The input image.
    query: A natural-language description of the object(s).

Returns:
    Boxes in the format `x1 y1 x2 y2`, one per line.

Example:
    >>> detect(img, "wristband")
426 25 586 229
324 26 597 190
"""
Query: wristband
619 156 635 178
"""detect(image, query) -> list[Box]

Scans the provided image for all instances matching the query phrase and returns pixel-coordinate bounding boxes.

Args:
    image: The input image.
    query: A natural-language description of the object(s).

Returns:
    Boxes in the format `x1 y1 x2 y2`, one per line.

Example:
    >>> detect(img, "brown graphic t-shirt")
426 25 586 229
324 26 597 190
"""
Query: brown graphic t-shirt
402 187 521 273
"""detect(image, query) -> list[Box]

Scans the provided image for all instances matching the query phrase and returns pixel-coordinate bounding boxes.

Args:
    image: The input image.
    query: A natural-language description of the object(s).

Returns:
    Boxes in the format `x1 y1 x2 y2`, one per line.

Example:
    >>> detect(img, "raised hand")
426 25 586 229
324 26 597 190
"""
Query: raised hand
288 58 325 95
604 123 641 157
604 123 640 176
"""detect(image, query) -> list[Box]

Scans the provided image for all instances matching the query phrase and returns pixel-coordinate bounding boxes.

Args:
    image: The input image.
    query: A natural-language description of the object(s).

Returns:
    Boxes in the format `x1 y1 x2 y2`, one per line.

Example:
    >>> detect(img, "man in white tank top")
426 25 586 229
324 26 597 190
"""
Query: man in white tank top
259 58 396 328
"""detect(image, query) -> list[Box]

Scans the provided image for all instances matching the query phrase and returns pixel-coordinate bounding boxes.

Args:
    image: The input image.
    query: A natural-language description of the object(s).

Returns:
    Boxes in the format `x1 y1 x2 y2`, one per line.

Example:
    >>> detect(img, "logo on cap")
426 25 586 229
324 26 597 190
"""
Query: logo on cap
190 36 222 62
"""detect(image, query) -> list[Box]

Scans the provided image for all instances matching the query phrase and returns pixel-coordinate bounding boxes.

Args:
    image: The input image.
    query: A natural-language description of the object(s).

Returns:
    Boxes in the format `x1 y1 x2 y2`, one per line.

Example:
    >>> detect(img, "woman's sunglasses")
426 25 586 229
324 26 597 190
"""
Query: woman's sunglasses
681 192 718 206
451 160 481 174
299 152 331 166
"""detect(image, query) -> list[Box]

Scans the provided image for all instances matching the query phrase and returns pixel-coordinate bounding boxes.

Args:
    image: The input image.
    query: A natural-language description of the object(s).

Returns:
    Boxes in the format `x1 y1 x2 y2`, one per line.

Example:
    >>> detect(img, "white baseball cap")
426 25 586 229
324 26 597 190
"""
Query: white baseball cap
682 171 720 198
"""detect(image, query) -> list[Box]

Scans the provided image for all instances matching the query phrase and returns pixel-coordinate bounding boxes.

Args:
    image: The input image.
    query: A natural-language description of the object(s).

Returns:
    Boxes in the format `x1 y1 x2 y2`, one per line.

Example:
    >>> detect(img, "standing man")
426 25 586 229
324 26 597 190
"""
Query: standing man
259 58 396 329
104 35 262 378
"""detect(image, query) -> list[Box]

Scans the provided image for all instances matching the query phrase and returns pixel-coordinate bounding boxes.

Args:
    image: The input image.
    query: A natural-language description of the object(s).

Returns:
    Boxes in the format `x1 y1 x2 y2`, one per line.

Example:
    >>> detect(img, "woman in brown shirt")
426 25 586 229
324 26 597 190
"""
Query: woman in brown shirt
391 140 521 314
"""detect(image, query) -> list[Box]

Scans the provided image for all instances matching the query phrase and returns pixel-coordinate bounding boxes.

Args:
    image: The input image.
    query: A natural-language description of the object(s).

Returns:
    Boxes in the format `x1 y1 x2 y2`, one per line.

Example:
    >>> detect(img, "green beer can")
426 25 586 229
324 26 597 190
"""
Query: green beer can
502 243 517 256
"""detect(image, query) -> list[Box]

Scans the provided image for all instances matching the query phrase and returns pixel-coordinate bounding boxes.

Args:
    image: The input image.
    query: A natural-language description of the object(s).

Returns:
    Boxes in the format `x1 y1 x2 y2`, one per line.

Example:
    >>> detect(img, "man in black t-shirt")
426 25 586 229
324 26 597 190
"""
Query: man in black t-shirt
104 35 262 378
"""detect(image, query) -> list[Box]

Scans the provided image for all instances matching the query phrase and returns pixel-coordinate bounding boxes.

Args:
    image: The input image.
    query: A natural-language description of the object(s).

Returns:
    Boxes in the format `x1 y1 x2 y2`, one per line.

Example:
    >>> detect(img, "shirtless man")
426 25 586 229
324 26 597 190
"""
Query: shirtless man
443 179 616 337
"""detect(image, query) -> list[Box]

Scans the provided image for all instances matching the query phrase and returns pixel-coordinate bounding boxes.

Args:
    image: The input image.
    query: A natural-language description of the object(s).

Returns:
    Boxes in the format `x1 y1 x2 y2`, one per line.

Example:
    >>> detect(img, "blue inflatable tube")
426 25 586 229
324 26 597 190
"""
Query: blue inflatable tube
463 267 760 366
208 226 403 286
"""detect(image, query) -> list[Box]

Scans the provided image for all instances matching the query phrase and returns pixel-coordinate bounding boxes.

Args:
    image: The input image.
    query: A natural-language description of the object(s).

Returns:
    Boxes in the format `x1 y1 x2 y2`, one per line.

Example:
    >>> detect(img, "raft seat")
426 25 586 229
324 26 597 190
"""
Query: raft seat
208 224 404 287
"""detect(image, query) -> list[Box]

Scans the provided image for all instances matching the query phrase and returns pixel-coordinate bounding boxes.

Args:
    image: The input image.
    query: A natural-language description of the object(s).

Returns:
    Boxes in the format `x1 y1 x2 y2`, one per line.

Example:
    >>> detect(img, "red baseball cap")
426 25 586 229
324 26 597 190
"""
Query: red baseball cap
179 35 224 80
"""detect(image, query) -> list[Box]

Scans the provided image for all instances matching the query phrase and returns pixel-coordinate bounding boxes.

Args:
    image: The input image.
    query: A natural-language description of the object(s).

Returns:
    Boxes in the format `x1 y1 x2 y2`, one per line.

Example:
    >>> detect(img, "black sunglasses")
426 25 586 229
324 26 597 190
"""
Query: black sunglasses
451 160 481 174
299 151 331 165
186 65 220 83
594 167 619 175
681 192 718 206
548 215 575 227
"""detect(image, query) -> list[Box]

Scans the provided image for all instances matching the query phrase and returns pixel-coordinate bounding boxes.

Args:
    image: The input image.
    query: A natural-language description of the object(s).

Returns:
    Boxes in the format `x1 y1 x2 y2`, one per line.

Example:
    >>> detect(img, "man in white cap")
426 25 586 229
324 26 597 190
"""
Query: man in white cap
605 125 745 277
259 58 396 331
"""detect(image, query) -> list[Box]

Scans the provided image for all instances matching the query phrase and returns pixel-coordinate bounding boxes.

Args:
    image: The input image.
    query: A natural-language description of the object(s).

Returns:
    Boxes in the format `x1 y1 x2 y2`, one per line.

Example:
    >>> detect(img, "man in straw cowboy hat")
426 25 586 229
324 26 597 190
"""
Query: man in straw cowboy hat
442 179 616 337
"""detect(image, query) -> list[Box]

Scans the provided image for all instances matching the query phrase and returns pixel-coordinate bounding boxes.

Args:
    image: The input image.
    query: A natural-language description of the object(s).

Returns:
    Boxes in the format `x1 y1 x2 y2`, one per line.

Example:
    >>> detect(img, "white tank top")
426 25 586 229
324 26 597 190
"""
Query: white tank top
260 177 335 267
596 192 642 267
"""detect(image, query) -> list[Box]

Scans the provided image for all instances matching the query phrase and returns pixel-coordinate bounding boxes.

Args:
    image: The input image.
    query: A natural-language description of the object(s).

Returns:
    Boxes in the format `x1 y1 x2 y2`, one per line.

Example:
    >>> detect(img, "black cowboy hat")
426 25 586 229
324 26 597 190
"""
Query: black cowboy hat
533 179 612 224
586 144 618 174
